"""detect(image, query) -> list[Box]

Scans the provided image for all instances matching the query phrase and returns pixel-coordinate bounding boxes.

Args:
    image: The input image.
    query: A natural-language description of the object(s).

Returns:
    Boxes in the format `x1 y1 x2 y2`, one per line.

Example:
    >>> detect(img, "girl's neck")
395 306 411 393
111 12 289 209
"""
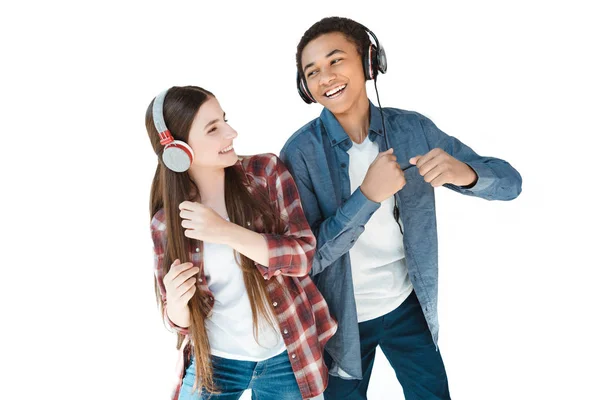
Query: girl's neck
188 166 228 218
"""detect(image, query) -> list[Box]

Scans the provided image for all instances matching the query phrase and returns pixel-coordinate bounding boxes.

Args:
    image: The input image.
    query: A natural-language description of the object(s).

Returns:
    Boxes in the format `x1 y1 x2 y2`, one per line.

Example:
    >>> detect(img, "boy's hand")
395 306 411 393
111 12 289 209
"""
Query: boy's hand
361 148 406 203
410 148 477 187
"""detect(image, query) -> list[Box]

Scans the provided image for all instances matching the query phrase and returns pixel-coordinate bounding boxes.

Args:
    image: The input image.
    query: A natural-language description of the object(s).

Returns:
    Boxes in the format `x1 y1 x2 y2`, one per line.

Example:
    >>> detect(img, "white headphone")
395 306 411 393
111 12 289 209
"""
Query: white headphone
152 89 195 172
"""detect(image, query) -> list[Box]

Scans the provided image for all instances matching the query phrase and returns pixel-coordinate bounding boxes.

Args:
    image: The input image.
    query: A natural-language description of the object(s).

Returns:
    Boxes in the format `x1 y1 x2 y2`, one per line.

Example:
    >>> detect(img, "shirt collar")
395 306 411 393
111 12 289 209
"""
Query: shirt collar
319 100 385 147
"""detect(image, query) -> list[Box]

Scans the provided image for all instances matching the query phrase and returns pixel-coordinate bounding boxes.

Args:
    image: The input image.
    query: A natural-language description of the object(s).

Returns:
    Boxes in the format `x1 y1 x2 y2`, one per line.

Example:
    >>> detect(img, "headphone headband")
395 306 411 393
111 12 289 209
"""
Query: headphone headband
361 25 379 50
152 90 174 145
360 24 387 76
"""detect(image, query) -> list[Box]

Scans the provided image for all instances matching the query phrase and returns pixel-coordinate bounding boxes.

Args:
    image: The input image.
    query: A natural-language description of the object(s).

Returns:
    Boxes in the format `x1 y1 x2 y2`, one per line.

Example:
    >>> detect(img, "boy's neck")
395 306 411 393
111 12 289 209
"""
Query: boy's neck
333 94 370 144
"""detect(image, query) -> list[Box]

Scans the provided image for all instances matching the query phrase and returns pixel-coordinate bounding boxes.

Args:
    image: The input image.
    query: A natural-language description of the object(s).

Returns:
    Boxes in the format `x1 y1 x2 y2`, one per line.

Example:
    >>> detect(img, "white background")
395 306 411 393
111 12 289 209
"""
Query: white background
1 1 599 399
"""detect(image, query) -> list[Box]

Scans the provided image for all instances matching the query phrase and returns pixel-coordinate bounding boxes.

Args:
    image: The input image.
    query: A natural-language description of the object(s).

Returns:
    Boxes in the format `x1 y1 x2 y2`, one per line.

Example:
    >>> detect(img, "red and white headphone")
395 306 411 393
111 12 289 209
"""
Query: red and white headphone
152 89 195 172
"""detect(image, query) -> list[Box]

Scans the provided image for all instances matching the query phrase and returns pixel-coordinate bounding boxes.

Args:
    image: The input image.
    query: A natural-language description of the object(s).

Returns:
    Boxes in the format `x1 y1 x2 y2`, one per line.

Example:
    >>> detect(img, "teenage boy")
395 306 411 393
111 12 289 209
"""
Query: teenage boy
280 16 522 400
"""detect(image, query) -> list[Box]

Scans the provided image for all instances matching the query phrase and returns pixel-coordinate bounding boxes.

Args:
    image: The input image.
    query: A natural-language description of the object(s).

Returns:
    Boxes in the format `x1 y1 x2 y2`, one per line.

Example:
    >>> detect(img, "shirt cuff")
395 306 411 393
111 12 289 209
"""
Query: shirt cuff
344 187 381 225
164 306 190 336
462 161 496 192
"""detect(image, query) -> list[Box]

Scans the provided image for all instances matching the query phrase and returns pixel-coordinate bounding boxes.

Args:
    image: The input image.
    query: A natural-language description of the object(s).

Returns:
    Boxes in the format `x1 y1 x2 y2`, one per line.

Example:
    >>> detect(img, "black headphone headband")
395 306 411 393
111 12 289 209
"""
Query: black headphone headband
361 25 381 56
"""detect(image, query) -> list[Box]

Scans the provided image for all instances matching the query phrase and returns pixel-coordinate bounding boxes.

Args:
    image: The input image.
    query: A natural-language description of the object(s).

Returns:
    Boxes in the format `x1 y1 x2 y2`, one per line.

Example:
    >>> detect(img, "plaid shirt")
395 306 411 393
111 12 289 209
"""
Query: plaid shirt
151 153 338 400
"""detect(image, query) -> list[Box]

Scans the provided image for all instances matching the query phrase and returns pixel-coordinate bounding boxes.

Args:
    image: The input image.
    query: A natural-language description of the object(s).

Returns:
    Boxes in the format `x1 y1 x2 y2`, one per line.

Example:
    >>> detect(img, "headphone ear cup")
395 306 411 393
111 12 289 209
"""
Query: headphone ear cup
162 140 194 172
296 72 316 104
377 45 387 75
363 44 377 81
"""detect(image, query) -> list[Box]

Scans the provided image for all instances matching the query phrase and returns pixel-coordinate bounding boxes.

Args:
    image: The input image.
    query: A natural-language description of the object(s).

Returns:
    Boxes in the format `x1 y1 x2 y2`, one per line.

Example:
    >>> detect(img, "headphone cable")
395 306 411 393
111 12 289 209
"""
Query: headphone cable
373 76 403 234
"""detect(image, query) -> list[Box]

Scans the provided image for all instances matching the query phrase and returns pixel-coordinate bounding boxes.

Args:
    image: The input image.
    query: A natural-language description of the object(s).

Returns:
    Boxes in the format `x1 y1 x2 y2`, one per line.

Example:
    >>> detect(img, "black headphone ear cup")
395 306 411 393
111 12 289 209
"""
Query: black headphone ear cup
363 44 371 80
296 72 316 103
377 45 387 75
363 44 379 81
371 45 380 80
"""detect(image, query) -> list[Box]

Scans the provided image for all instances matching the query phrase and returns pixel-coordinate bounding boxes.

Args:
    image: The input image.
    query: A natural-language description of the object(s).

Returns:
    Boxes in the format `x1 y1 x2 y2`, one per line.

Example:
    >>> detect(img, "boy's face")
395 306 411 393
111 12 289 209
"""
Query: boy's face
301 32 367 115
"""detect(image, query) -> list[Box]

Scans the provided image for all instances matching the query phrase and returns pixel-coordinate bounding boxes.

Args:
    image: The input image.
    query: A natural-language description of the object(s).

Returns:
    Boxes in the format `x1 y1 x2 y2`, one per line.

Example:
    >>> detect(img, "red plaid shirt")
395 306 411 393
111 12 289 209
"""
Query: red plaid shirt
151 154 337 400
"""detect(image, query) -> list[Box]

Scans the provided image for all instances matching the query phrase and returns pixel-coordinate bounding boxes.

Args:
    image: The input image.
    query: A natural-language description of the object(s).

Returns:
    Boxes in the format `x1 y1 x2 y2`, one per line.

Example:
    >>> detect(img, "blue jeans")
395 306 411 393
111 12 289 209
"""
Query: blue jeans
178 350 303 400
324 291 451 400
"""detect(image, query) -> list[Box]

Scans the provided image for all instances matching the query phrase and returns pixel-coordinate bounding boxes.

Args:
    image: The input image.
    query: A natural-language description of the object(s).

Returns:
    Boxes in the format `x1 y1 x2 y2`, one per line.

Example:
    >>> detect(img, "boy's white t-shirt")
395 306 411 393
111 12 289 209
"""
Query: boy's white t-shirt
346 138 413 323
331 138 415 378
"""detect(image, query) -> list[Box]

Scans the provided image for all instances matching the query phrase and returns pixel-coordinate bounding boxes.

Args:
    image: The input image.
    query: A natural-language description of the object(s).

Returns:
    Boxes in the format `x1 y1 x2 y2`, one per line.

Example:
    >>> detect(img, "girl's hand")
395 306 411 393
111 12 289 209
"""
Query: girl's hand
179 201 232 244
163 259 199 326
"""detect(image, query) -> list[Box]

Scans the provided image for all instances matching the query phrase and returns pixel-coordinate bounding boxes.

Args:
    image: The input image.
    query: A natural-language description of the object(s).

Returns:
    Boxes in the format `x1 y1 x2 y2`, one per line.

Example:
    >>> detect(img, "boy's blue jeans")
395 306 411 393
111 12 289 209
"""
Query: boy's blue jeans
324 291 451 400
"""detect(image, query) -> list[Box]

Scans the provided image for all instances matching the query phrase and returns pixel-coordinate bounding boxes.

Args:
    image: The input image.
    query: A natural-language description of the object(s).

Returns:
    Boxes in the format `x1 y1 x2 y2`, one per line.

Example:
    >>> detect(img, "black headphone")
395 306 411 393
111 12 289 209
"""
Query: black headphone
296 24 388 104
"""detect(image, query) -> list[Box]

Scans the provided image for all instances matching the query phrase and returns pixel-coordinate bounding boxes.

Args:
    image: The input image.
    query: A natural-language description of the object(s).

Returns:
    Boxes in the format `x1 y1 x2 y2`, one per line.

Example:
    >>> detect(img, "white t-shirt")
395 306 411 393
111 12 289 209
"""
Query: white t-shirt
347 138 414 323
203 241 286 361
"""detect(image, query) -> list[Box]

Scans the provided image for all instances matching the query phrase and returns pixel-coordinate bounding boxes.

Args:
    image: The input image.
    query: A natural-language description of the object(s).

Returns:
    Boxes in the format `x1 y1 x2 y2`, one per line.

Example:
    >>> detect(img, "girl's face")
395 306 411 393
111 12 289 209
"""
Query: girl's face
187 96 238 170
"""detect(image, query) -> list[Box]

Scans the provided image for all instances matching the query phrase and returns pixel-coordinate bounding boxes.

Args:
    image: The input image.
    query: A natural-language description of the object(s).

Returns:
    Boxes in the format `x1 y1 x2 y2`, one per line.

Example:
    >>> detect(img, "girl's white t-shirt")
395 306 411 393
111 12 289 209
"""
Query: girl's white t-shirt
203 240 286 361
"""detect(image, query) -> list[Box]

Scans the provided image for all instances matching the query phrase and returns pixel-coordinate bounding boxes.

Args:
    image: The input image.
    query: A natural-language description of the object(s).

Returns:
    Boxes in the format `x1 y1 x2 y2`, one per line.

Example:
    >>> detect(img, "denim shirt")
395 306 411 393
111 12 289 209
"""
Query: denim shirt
280 102 522 379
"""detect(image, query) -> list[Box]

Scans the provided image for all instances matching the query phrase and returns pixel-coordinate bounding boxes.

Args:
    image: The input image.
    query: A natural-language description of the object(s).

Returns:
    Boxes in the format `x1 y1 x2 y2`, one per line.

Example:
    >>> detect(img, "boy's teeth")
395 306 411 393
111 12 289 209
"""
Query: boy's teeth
326 85 346 96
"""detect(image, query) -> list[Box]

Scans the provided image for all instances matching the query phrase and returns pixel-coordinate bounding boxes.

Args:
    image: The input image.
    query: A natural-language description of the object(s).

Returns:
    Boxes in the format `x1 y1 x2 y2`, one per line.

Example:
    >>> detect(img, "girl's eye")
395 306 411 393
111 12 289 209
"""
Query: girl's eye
307 70 318 78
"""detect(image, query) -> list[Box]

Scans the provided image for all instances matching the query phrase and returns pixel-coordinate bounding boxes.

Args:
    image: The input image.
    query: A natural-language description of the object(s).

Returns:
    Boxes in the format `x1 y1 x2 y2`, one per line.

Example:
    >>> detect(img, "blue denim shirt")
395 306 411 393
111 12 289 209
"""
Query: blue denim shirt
280 102 522 379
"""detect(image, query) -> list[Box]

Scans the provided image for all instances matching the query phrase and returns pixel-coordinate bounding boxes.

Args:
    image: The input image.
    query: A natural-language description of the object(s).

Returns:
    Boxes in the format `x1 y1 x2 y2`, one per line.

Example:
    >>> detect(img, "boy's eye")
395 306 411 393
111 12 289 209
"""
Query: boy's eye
208 126 217 133
307 70 318 78
331 58 342 65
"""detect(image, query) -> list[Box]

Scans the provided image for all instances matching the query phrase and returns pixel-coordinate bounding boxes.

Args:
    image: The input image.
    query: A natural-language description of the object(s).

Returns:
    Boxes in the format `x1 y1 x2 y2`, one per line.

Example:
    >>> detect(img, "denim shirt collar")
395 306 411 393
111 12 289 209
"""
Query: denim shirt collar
319 101 385 151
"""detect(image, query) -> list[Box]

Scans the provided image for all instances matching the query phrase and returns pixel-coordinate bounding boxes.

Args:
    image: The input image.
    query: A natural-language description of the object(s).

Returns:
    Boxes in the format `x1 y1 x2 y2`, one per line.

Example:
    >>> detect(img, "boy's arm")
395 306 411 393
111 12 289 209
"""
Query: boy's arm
418 116 522 200
280 147 379 276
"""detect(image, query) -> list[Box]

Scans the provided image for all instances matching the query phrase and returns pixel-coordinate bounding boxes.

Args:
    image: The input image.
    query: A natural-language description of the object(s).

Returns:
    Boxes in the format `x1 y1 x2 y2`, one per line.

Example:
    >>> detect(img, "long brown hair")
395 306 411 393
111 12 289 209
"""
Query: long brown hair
145 86 283 393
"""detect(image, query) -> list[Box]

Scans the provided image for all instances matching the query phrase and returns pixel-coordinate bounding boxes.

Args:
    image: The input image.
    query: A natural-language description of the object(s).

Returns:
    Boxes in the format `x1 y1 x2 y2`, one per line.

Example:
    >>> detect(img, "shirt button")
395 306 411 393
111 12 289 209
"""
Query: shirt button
198 278 203 283
283 329 288 335
195 247 200 252
332 139 337 144
291 354 296 359
341 163 346 168
273 302 278 307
